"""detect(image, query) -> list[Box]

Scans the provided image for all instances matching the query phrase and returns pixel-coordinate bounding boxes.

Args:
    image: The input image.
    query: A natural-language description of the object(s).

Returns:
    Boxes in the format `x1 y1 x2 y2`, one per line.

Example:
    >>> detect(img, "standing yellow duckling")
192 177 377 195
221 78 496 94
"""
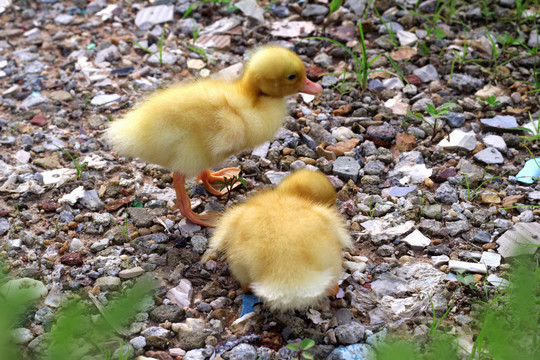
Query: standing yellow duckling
106 46 322 227
210 169 352 311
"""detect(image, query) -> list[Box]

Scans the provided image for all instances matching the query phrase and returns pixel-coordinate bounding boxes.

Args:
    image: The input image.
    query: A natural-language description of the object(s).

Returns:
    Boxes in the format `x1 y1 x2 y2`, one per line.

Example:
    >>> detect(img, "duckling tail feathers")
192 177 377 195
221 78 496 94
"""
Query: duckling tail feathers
251 268 335 311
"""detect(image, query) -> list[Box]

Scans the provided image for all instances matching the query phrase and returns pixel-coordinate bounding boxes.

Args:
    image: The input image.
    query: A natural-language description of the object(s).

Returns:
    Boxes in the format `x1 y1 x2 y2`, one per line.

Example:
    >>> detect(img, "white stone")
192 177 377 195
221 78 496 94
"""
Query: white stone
486 274 509 288
402 229 431 250
251 141 270 158
166 278 193 308
344 261 367 273
397 30 418 46
439 130 477 152
432 255 449 267
187 59 206 70
42 168 77 185
270 20 316 38
119 267 145 279
58 186 85 205
332 127 355 141
480 252 501 268
392 164 433 184
11 328 33 345
449 260 487 274
90 94 120 106
483 134 507 152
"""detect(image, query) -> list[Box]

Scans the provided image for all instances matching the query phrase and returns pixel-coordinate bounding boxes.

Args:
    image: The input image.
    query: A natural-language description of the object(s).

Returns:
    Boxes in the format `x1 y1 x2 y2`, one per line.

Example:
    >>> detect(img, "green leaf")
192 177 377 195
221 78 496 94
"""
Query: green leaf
300 339 315 350
302 352 315 360
236 177 248 188
434 27 447 39
286 344 299 352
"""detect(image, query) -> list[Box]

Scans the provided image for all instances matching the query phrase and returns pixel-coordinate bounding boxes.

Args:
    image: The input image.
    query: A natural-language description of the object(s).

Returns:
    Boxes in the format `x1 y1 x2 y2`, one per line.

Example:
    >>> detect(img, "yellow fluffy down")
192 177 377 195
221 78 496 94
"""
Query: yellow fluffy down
105 46 310 177
210 170 352 311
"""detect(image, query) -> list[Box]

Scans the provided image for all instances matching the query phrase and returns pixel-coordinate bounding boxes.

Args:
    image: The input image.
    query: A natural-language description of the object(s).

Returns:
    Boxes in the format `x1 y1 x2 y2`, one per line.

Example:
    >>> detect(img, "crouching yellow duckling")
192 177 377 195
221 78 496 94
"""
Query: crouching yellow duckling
210 169 352 311
105 45 322 227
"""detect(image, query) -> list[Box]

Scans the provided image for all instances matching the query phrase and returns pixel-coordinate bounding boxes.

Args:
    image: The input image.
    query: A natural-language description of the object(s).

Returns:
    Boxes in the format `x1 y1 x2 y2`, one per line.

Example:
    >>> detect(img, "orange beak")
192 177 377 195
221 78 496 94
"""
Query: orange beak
299 78 323 95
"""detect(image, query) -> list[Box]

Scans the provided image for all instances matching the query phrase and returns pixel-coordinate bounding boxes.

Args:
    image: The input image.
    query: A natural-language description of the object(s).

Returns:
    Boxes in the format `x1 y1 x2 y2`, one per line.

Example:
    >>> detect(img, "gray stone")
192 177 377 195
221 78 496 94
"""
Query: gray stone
21 94 48 109
444 112 466 128
438 130 477 152
191 235 208 254
483 134 507 152
90 238 109 252
446 220 470 236
92 213 110 226
127 207 168 228
135 5 174 30
377 244 395 257
251 141 270 158
434 182 458 204
150 304 185 323
184 349 206 360
54 14 74 25
11 328 34 345
301 4 328 17
422 205 442 220
148 51 178 65
95 45 119 64
18 230 38 246
141 326 174 338
527 191 540 201
177 18 201 36
378 22 403 35
224 343 258 360
131 233 168 252
314 53 333 68
332 156 361 182
130 336 146 350
24 60 45 74
80 190 105 211
473 147 504 165
364 160 386 175
471 230 492 244
382 77 404 90
118 267 145 279
0 218 10 235
328 344 371 360
321 75 339 87
387 186 416 197
86 0 106 14
262 171 289 185
496 222 540 258
480 115 518 129
397 30 417 46
91 94 121 106
411 97 435 112
366 124 398 142
174 318 207 350
518 210 535 222
528 30 539 48
413 64 439 82
346 0 367 15
447 73 483 93
94 276 121 291
335 322 365 345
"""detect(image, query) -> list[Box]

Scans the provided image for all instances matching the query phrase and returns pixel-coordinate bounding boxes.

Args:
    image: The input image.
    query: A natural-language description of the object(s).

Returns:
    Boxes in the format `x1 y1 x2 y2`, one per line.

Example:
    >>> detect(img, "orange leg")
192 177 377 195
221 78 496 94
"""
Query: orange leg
328 283 340 297
172 172 219 228
241 283 252 294
196 168 241 196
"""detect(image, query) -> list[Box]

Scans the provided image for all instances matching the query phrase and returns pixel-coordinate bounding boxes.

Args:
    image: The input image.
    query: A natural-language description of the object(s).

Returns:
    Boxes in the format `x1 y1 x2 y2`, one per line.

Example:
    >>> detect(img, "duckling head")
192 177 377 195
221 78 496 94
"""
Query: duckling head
241 45 322 98
276 169 336 207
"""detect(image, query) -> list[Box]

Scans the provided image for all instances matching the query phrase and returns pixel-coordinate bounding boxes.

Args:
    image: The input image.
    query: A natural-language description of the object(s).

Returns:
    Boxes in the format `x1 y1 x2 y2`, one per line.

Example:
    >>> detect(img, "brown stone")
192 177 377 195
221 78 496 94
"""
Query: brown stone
305 65 325 80
105 197 131 211
316 145 337 161
405 74 422 86
502 194 525 209
37 200 59 212
326 138 360 156
60 252 83 266
30 114 48 127
394 132 417 153
390 47 418 61
333 104 353 116
482 242 497 251
480 189 501 204
33 154 61 169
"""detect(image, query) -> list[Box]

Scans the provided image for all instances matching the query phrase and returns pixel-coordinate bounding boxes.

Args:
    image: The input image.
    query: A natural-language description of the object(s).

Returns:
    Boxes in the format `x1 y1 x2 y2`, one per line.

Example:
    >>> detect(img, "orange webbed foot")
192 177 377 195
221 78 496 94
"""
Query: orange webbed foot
328 283 340 297
196 168 242 196
172 172 220 227
241 283 252 294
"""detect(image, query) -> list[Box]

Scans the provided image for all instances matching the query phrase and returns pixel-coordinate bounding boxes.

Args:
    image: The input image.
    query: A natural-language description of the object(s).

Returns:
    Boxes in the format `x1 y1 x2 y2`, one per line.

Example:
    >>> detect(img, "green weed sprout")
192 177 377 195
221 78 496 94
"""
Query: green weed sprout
215 175 248 205
484 95 501 108
407 102 455 142
304 21 402 91
131 25 166 65
461 172 507 201
54 145 87 179
287 338 315 360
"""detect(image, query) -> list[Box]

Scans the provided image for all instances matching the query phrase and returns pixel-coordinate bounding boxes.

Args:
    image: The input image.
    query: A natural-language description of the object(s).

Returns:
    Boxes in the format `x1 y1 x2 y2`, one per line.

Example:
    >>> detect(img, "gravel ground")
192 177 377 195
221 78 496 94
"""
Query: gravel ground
1 0 540 359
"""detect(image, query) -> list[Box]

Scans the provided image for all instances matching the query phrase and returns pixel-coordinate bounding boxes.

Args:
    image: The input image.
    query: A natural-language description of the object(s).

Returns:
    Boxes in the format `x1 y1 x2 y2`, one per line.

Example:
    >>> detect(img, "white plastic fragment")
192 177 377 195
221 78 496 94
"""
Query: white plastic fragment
449 260 487 274
402 229 431 251
42 168 76 186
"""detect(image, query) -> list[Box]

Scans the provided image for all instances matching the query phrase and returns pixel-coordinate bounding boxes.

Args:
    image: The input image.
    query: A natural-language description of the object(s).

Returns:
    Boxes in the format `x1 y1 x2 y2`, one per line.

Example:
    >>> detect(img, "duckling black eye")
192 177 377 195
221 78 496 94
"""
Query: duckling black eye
288 74 296 80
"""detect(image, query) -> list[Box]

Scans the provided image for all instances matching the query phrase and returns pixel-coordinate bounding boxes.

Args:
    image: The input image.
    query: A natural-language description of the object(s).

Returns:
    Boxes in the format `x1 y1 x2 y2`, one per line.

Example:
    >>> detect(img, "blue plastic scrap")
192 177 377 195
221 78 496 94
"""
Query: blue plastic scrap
240 294 263 316
516 158 540 184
